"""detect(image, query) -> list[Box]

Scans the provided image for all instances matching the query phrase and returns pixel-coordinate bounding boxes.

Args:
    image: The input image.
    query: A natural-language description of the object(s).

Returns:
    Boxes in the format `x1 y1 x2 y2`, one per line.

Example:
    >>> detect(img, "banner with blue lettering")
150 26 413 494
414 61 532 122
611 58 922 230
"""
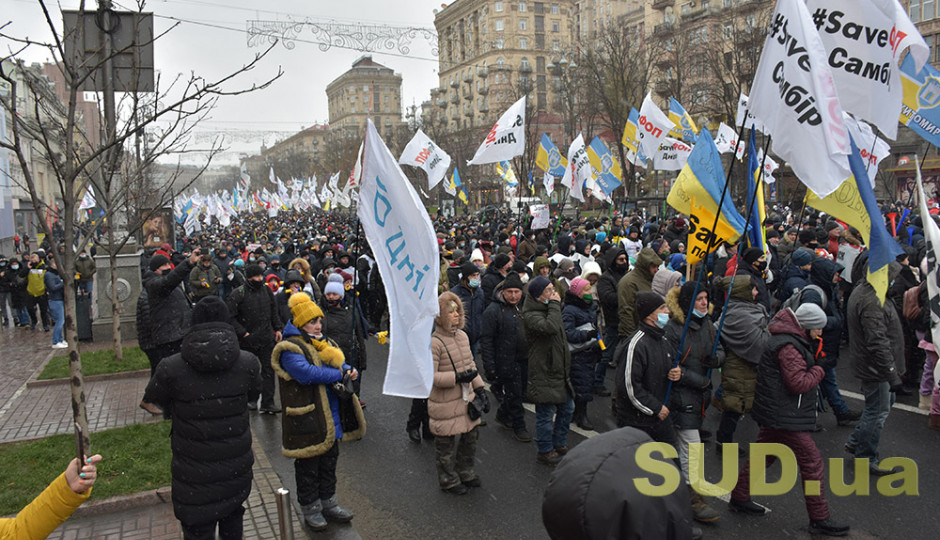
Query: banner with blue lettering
900 53 940 148
359 119 440 398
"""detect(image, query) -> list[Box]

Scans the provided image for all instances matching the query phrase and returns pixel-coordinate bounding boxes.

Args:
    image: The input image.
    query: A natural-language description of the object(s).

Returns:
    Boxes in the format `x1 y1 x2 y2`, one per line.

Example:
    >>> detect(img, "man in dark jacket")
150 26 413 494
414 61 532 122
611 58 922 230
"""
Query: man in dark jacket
141 250 199 376
322 274 368 397
776 249 813 305
523 276 575 466
737 247 771 312
615 291 678 445
73 248 96 301
617 247 660 339
597 247 629 391
190 254 222 299
228 264 283 414
481 274 531 442
450 262 484 352
845 265 906 476
213 248 233 301
730 304 850 537
142 296 261 539
481 253 511 308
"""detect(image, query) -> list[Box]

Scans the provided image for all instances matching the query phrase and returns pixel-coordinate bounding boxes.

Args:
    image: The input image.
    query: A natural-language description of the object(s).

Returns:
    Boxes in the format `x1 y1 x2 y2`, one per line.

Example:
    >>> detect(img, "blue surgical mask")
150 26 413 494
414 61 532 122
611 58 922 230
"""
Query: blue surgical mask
692 308 708 319
656 313 669 328
468 278 481 288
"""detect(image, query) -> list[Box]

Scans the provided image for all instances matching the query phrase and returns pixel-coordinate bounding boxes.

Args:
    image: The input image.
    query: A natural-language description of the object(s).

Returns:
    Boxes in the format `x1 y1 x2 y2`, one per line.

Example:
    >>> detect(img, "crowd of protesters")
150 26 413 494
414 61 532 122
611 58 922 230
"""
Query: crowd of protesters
5 194 938 538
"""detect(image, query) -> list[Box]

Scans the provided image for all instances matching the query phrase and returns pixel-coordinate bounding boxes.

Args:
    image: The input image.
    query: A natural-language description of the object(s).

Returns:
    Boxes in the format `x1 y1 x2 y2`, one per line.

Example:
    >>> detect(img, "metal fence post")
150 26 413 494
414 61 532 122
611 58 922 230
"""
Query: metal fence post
275 487 294 540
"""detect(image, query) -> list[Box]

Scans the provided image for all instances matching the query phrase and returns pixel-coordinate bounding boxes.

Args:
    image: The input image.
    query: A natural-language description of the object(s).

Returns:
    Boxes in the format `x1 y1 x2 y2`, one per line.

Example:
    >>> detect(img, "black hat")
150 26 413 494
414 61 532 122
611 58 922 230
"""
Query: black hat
492 253 511 270
501 273 525 291
149 254 170 272
798 229 817 245
635 291 665 322
245 264 264 279
743 247 764 265
192 296 230 325
766 229 780 240
511 260 528 274
283 269 305 287
678 281 705 316
459 261 480 280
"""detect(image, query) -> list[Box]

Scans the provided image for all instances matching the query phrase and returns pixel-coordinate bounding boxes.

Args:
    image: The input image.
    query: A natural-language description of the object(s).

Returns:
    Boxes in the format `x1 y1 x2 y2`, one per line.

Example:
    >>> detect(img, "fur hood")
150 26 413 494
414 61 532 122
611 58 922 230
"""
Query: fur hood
435 291 465 332
288 257 312 282
665 286 713 324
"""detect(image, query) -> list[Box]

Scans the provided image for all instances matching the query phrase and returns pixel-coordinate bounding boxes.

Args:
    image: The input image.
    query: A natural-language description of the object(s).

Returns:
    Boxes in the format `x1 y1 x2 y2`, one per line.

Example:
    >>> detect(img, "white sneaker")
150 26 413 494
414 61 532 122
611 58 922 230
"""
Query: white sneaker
52 342 68 349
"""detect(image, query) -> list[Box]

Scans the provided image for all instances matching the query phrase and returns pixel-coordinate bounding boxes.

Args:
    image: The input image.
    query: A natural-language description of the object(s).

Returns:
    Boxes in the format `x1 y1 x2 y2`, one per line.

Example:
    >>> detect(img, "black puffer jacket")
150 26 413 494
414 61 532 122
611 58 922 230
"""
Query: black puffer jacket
481 265 505 308
135 287 156 351
323 298 368 371
562 291 600 402
142 260 194 346
142 322 261 526
800 258 845 360
542 427 695 540
480 281 527 381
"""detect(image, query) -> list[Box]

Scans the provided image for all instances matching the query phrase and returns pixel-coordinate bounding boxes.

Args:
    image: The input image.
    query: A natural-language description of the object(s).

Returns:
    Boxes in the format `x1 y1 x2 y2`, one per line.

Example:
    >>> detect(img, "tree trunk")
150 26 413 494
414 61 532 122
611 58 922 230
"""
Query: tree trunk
107 226 124 362
61 193 90 451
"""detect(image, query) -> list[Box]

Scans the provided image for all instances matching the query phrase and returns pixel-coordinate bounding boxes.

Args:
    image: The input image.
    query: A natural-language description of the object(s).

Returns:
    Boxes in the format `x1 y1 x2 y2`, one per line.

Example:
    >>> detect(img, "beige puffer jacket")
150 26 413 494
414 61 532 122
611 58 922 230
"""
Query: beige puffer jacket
428 291 484 437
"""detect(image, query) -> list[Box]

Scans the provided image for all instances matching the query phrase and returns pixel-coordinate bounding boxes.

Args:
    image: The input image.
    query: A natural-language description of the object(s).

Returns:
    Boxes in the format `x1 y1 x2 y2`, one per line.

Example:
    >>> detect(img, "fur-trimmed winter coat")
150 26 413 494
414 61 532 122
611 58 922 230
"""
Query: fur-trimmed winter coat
429 291 484 437
271 322 366 459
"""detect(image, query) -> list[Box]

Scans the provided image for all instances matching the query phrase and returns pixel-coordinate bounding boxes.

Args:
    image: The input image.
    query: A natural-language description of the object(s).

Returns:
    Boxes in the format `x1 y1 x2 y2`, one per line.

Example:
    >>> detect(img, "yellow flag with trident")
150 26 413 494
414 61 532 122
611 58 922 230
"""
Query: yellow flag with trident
686 196 741 265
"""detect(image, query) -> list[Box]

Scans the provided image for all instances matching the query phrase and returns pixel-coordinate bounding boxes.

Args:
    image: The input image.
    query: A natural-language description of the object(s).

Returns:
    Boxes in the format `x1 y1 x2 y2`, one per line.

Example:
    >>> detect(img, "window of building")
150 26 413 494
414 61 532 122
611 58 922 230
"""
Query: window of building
519 1 527 12
496 38 505 49
551 3 559 14
681 3 692 15
911 0 922 22
535 14 544 31
497 56 505 65
520 37 528 49
924 0 937 21
495 1 504 12
552 20 560 32
552 39 560 51
722 0 733 7
723 21 733 40
482 22 487 33
495 19 504 31
535 34 545 49
745 13 755 28
521 57 531 70
520 18 528 30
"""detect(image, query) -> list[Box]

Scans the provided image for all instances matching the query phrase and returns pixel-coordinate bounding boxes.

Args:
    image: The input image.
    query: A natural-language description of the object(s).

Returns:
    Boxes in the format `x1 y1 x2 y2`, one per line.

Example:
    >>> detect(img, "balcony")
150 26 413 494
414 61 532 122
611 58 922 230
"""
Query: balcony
436 98 447 108
519 64 533 73
682 6 716 23
479 106 489 113
477 66 488 77
653 0 673 9
478 83 489 95
465 108 474 117
450 79 459 88
463 72 474 82
653 22 675 35
464 88 473 100
450 94 459 104
654 79 673 96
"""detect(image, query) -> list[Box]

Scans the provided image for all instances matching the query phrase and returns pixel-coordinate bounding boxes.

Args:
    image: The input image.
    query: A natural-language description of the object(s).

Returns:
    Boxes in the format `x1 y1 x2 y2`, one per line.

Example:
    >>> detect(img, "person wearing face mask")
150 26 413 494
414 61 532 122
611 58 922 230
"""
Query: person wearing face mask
190 254 222 299
213 247 232 301
552 258 578 298
272 293 364 530
481 253 512 309
227 264 284 414
516 229 537 263
321 274 368 399
563 277 601 431
729 304 850 537
73 249 96 301
7 257 30 327
737 247 772 312
450 262 484 355
523 276 575 466
614 291 679 447
266 255 286 281
664 282 724 523
596 247 630 388
0 256 13 327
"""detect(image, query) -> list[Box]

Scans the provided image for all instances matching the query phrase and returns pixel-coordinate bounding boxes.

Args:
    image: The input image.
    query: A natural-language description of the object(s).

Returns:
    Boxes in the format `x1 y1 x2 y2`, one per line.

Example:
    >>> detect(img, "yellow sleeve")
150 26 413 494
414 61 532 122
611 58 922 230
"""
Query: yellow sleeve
0 473 92 540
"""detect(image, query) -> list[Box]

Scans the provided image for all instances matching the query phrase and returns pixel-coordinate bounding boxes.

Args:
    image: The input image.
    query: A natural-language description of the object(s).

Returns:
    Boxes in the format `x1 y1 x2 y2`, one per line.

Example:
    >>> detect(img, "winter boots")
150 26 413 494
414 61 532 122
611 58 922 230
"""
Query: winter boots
302 496 354 531
573 400 596 431
688 485 720 523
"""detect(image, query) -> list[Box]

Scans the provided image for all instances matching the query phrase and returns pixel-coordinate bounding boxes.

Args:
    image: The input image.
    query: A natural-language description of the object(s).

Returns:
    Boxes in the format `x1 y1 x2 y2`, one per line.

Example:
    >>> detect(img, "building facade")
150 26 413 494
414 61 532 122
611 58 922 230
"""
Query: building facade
326 56 405 142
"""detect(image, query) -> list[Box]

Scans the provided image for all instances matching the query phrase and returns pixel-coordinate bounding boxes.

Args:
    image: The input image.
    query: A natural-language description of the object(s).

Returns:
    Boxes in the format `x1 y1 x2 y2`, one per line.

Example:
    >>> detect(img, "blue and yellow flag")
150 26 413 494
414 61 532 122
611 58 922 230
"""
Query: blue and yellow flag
806 136 904 304
621 107 641 154
496 161 519 186
667 129 746 262
586 136 622 196
668 97 699 143
527 171 535 195
452 168 468 205
899 53 940 147
535 134 568 176
745 129 766 253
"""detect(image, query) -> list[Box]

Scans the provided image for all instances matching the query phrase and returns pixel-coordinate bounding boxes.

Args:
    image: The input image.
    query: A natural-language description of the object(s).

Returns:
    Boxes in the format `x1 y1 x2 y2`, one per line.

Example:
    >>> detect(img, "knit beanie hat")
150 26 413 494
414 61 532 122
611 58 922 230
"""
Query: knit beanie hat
288 292 324 328
569 277 590 297
324 276 345 299
451 248 466 263
678 281 705 316
283 270 305 288
192 296 230 325
460 261 480 280
528 276 552 298
635 291 665 322
470 248 485 262
794 303 827 330
149 254 170 272
245 263 264 279
501 273 525 291
233 258 245 268
791 249 813 267
492 253 511 270
743 247 764 265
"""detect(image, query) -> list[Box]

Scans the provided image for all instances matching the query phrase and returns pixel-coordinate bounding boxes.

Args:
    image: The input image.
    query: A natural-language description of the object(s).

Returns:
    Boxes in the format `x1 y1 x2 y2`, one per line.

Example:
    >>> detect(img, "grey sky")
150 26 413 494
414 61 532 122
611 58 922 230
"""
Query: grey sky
4 0 445 163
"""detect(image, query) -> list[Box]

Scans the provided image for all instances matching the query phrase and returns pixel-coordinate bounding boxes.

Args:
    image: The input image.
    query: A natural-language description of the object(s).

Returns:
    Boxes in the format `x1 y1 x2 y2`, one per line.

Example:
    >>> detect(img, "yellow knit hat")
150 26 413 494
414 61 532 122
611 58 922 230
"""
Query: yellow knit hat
288 292 323 329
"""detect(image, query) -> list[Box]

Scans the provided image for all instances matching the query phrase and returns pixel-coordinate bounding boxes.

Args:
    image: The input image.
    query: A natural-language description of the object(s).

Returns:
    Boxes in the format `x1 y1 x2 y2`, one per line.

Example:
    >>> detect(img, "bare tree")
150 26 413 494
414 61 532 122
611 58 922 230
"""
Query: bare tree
0 1 280 438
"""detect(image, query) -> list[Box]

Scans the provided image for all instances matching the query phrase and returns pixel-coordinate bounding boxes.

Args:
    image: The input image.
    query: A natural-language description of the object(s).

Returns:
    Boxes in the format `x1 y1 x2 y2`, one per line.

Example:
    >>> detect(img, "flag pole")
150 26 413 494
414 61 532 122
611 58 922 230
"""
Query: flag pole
552 186 569 242
663 115 751 404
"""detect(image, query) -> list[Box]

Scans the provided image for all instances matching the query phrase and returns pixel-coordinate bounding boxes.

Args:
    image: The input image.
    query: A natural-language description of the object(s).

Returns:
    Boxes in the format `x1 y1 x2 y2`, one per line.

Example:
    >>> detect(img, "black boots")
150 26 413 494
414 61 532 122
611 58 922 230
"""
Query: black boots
573 400 596 431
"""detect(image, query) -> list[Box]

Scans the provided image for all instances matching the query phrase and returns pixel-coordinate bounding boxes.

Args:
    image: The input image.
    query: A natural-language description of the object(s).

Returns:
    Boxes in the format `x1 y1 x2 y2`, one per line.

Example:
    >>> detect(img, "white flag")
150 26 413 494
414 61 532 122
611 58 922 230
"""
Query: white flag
529 203 550 230
637 92 675 158
807 0 928 140
843 113 891 188
750 0 850 198
916 157 940 347
561 133 591 202
735 93 767 134
359 119 440 398
348 143 364 192
468 96 526 165
329 172 340 189
240 163 251 188
652 137 693 171
715 122 746 160
543 170 555 196
757 150 780 183
399 129 452 190
78 187 96 210
268 167 276 185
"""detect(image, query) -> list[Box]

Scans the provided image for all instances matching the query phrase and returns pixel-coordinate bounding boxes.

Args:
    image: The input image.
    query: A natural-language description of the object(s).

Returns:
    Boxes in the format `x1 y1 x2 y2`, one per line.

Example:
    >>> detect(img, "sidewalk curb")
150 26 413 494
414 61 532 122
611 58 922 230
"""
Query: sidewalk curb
69 486 172 519
27 369 151 388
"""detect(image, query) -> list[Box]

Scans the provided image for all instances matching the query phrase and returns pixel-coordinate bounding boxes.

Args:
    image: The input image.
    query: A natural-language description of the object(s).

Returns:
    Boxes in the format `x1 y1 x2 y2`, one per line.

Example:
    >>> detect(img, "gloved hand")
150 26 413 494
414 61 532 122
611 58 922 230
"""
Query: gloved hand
484 369 497 383
455 369 478 384
816 356 836 371
702 354 719 367
474 386 491 414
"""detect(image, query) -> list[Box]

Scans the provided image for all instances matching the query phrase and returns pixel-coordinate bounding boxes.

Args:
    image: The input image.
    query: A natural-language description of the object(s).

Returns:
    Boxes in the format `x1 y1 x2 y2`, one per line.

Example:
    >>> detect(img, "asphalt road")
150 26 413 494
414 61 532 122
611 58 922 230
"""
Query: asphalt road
252 339 940 540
